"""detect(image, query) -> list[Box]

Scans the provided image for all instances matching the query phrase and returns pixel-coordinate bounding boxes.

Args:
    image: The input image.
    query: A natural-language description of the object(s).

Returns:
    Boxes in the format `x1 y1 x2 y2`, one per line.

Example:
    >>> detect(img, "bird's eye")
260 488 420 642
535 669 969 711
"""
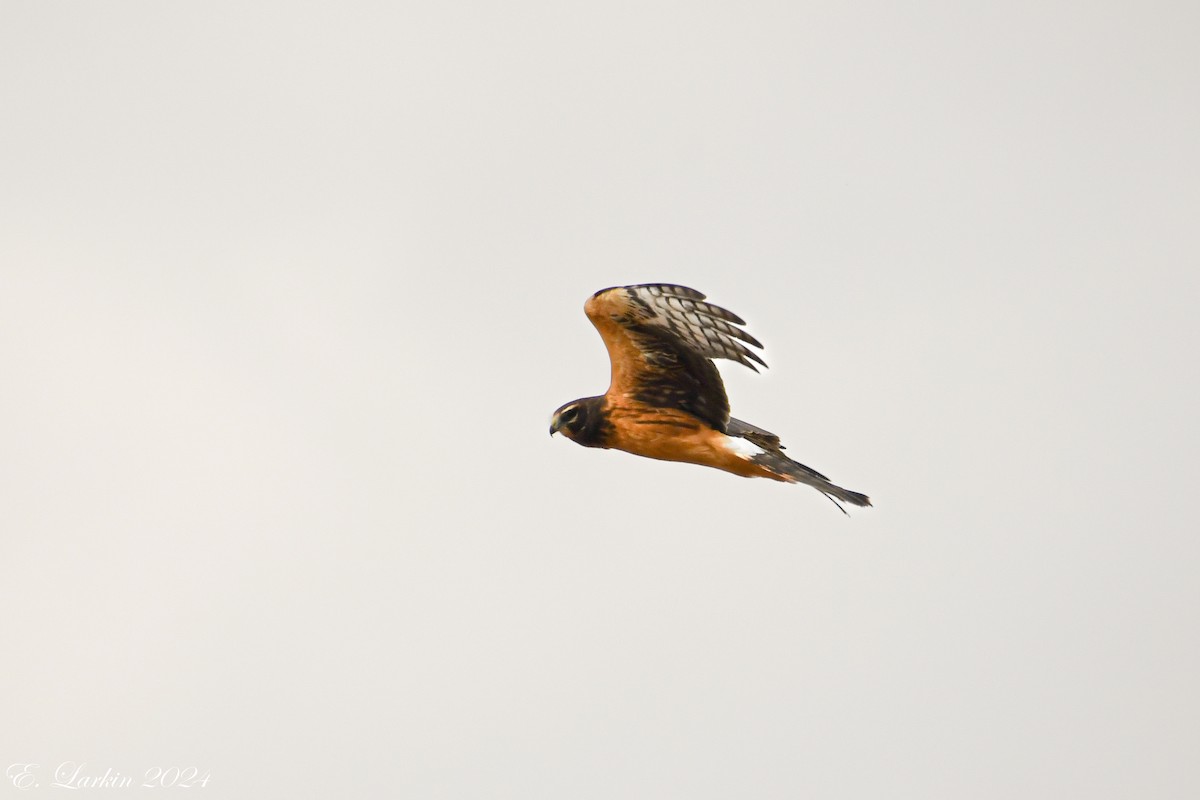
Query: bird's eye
563 406 580 422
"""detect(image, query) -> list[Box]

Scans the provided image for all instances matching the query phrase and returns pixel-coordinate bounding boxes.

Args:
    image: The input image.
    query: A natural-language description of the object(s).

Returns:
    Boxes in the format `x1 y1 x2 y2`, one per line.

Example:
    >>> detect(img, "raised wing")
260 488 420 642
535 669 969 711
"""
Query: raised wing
584 284 766 431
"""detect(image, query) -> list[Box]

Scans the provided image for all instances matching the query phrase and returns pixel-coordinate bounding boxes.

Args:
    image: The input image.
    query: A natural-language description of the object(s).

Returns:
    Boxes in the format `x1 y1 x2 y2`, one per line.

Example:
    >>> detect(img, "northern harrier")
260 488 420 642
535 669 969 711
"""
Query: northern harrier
549 284 871 513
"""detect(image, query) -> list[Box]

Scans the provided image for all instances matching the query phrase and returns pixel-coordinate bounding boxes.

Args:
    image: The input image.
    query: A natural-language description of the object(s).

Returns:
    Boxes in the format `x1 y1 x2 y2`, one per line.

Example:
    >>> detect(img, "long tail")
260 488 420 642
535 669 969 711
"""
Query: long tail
726 417 871 514
752 450 872 515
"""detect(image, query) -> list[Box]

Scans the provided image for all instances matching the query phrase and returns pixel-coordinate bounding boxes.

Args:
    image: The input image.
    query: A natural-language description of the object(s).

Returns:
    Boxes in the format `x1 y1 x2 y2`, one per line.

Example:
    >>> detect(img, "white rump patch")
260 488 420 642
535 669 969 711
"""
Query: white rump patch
722 435 765 459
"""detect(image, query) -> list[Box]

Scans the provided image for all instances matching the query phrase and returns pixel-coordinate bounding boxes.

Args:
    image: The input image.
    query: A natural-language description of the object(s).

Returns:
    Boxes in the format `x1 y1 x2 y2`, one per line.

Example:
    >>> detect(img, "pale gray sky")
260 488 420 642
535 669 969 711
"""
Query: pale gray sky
2 1 1198 798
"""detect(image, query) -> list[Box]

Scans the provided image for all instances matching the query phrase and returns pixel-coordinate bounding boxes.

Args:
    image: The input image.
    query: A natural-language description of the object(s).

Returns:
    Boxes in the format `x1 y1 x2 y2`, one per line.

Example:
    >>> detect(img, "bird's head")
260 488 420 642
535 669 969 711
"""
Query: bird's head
549 396 608 448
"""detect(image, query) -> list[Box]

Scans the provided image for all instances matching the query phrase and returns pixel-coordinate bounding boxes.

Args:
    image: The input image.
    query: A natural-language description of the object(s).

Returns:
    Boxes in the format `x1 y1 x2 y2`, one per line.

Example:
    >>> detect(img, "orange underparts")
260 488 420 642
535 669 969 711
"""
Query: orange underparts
603 404 787 482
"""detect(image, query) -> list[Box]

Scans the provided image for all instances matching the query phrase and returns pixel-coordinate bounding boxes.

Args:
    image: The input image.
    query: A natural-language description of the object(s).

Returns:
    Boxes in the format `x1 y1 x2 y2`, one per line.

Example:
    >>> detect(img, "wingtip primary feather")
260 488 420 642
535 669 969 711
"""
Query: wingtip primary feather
618 283 766 372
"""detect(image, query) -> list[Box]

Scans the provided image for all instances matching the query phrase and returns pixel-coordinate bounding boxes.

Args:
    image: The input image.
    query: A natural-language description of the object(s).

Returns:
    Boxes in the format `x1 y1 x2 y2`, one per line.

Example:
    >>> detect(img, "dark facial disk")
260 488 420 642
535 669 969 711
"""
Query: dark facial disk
549 396 610 448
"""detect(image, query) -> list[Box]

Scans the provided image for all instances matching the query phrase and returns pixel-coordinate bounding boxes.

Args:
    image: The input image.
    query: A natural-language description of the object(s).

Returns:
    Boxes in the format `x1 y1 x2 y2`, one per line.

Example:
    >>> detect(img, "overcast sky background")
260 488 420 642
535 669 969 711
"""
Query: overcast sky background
2 1 1198 797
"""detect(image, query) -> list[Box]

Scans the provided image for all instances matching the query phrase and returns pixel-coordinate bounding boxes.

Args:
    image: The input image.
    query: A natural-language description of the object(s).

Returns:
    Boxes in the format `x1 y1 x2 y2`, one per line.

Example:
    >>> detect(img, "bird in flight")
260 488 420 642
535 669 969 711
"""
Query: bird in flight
549 284 871 513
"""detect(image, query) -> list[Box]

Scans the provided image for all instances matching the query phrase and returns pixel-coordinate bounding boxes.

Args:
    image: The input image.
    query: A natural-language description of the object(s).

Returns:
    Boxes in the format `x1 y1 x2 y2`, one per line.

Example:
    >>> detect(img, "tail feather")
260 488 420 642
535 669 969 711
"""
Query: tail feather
726 419 871 514
751 449 872 513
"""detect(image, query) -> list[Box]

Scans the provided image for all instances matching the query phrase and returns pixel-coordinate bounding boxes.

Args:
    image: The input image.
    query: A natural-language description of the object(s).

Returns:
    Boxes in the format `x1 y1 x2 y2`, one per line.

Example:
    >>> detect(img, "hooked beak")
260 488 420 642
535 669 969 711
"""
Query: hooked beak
549 422 559 437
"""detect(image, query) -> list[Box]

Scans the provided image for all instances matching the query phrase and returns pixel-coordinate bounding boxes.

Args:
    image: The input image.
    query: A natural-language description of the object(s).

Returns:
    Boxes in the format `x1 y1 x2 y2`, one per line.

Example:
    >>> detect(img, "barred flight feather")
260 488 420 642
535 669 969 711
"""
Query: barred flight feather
624 284 767 371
